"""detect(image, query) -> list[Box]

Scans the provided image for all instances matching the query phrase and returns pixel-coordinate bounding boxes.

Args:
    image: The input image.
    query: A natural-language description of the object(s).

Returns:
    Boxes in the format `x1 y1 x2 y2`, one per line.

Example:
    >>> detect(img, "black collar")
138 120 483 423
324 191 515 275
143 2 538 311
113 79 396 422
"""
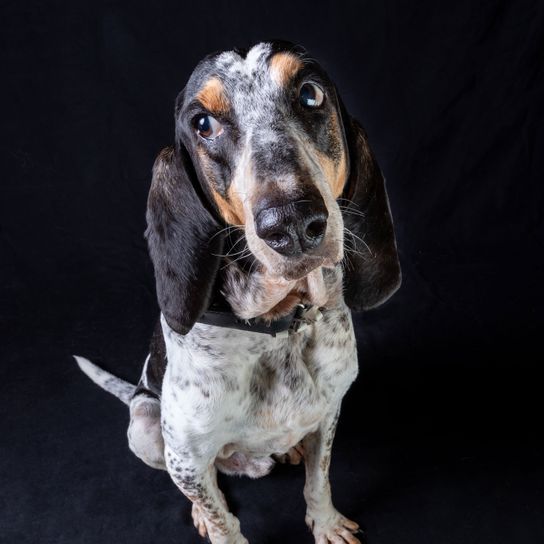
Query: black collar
197 303 322 338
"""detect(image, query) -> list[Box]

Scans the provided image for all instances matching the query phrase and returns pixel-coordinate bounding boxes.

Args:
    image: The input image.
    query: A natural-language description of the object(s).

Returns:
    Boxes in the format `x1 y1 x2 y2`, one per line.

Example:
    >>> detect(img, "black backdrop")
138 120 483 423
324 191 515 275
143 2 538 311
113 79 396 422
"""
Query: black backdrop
2 1 543 543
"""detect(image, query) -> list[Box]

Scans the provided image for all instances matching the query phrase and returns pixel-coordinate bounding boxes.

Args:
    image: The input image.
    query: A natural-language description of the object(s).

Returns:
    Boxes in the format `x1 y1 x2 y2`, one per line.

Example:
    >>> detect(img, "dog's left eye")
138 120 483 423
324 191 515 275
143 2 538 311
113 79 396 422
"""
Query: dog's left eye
299 82 325 108
194 114 223 140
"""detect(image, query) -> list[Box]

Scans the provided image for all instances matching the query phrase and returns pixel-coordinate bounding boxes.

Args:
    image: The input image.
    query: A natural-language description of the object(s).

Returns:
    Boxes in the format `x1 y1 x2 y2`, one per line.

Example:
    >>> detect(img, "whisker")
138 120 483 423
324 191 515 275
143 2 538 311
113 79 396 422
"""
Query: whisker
337 197 363 209
226 245 250 258
341 253 355 271
343 246 369 260
339 206 367 219
343 227 373 257
224 235 247 256
248 257 258 276
213 236 249 258
210 224 244 241
213 247 248 259
221 250 253 270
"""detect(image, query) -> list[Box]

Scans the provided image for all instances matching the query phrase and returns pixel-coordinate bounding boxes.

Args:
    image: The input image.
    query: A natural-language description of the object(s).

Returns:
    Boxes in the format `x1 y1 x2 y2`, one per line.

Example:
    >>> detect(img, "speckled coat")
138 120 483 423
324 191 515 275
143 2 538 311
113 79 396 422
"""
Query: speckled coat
76 40 401 544
162 270 356 536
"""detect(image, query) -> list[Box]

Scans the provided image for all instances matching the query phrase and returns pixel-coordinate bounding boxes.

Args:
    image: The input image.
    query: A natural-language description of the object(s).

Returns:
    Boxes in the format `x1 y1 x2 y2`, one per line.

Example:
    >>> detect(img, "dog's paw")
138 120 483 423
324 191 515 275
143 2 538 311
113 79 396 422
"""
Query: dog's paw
191 502 209 538
191 502 248 544
306 510 362 544
227 535 249 544
273 443 304 465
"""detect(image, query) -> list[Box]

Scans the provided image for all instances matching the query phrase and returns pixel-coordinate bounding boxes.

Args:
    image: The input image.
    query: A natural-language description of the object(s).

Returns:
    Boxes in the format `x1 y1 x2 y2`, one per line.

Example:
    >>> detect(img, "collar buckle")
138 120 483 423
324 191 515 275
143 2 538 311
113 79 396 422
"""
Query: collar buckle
281 304 323 337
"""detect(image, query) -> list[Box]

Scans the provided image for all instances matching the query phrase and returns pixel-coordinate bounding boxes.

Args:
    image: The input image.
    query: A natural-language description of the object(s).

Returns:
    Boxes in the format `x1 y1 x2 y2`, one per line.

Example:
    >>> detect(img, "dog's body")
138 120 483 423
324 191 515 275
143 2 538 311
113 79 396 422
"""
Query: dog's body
77 41 400 543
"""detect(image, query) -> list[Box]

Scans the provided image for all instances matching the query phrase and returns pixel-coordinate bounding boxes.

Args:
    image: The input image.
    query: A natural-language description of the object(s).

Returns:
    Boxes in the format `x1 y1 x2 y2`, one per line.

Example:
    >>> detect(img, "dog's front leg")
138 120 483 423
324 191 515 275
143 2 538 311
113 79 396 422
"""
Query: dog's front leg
165 445 248 544
303 409 361 544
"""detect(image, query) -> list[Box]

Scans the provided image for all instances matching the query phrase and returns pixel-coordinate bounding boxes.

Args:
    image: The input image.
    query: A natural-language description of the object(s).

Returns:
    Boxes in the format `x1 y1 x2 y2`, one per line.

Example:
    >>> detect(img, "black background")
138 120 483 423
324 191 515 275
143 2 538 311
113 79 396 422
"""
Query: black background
2 1 543 543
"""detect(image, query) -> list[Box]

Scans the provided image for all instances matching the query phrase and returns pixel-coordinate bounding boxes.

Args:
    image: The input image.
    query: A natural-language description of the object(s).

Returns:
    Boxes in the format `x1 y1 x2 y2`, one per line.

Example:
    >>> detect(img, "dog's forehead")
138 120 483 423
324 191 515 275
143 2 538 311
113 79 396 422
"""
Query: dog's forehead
213 42 272 79
185 42 307 119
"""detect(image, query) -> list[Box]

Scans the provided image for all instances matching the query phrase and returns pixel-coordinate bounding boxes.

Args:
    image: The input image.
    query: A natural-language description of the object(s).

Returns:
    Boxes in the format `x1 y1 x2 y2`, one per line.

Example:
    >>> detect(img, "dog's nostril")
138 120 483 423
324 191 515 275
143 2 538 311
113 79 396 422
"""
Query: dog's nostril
299 215 327 252
305 219 326 239
268 232 286 243
260 229 294 253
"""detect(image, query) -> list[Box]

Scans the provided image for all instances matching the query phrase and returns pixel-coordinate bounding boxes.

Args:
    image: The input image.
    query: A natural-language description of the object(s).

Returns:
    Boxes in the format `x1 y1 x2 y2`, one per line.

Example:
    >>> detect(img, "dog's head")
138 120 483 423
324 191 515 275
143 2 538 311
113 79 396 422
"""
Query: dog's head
146 41 401 334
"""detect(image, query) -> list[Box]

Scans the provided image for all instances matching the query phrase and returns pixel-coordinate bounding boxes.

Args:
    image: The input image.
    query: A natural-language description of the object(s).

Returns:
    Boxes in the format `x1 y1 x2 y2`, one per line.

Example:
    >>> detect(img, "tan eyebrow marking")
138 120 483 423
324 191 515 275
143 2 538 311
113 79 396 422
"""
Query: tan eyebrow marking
196 77 230 114
269 52 303 86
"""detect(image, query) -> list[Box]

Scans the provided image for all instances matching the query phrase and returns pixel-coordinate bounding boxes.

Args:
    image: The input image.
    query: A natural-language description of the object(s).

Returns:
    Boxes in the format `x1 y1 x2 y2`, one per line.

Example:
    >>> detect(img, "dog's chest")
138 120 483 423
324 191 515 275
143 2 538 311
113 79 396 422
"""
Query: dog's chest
161 308 357 456
230 345 330 455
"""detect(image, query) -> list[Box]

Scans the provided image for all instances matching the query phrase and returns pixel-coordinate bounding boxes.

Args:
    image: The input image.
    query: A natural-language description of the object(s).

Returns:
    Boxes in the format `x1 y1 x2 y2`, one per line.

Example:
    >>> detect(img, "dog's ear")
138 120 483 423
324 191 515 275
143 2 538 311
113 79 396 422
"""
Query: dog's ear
339 110 401 311
145 146 224 334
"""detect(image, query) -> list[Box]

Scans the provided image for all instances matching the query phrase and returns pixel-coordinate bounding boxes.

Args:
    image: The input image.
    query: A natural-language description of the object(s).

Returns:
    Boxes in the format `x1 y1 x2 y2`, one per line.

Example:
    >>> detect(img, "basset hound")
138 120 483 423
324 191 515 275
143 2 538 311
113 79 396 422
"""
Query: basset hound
76 40 401 544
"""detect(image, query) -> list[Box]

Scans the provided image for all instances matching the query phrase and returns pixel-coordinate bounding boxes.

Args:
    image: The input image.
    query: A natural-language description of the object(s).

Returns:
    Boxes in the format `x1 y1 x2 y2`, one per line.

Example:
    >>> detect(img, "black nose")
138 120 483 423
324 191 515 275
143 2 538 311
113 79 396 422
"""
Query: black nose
254 200 328 256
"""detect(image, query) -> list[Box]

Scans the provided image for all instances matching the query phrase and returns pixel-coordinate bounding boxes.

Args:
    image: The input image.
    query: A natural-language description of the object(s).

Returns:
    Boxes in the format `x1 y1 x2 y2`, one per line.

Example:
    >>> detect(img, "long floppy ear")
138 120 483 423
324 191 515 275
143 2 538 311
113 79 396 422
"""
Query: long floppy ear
340 114 401 311
145 146 224 334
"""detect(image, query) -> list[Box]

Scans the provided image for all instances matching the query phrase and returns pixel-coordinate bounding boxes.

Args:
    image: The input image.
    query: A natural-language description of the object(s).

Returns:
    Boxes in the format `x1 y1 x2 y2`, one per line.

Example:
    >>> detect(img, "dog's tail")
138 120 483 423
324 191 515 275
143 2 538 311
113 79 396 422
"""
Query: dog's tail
74 356 136 405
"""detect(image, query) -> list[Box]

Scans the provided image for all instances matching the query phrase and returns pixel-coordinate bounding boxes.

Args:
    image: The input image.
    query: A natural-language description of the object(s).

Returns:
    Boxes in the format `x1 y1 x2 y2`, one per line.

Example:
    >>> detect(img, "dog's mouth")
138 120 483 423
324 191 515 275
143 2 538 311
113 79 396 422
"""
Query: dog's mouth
281 256 324 281
231 190 344 282
222 225 342 310
271 220 344 281
224 232 338 280
276 254 338 281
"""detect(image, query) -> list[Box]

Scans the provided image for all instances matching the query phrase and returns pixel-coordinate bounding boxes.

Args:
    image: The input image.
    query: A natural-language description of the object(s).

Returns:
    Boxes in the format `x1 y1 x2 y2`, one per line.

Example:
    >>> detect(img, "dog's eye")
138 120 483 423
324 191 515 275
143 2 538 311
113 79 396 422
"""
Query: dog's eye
194 114 223 140
299 82 324 108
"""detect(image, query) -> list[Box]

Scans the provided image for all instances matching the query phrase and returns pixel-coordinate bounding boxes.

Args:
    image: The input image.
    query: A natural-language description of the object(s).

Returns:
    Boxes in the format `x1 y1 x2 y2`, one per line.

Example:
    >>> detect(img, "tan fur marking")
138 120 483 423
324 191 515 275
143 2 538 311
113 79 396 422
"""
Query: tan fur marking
227 184 246 225
196 78 230 114
196 147 245 225
316 150 348 198
270 52 303 86
314 110 349 197
333 149 348 197
260 291 302 322
210 187 245 225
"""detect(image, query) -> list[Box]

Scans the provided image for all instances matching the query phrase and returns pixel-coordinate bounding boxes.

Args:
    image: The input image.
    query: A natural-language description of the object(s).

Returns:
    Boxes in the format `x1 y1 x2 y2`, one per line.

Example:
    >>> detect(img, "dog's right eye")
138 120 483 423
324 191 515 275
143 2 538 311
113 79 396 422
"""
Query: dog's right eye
194 114 223 140
299 82 325 109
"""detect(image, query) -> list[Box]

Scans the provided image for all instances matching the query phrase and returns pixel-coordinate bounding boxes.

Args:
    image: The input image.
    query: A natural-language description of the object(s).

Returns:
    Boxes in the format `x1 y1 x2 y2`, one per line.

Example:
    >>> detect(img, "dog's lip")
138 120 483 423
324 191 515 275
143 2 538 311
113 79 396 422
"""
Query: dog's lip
322 257 340 268
282 255 325 281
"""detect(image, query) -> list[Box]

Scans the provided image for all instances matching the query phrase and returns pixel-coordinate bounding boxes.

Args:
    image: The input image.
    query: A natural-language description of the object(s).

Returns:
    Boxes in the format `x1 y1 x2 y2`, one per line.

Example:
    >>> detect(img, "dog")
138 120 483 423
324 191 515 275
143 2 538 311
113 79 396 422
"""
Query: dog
76 40 401 544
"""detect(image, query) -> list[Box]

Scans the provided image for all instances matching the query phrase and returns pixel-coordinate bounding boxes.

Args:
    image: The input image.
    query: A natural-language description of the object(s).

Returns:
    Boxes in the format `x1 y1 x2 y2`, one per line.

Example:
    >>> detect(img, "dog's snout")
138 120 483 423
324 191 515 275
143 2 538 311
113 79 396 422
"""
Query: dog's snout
255 201 328 256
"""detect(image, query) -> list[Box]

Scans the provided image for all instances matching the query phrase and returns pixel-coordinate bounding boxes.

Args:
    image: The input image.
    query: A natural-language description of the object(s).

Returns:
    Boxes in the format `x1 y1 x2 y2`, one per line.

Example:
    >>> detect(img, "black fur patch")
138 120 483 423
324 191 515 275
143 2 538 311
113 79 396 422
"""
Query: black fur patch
145 147 225 334
339 113 402 310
